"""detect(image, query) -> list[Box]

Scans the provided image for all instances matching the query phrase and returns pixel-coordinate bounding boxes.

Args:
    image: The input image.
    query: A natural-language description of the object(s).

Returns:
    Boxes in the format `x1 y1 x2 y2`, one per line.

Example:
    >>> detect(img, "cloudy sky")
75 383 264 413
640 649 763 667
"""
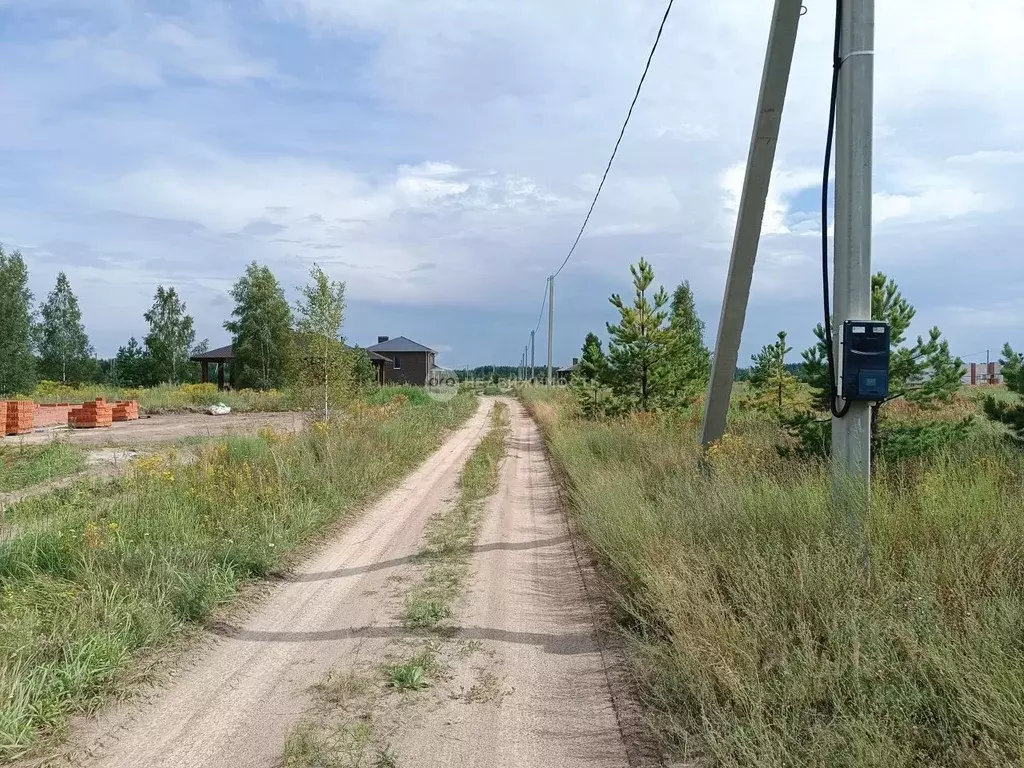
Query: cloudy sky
2 0 1021 368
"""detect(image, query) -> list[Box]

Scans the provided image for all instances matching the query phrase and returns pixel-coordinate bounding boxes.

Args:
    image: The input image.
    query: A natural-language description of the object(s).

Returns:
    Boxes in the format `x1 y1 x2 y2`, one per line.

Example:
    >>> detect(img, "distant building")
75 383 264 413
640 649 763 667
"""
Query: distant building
557 357 579 383
366 336 438 386
965 361 1003 386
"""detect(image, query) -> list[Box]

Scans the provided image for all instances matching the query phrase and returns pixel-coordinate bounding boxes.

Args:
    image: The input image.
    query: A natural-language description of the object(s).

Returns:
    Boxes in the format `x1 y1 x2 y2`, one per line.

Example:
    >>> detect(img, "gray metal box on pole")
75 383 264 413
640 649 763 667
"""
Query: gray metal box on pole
701 0 804 447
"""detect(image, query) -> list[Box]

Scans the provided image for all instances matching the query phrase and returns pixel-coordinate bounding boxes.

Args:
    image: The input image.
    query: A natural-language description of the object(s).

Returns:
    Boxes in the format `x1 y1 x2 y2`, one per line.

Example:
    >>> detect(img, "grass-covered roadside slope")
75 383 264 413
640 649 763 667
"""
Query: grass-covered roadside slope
0 443 86 493
0 390 477 761
523 386 1024 768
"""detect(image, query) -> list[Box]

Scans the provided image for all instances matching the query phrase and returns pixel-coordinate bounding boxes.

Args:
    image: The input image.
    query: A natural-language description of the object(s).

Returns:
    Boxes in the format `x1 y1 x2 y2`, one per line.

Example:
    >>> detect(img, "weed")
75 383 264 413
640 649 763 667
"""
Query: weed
386 663 429 691
401 597 449 629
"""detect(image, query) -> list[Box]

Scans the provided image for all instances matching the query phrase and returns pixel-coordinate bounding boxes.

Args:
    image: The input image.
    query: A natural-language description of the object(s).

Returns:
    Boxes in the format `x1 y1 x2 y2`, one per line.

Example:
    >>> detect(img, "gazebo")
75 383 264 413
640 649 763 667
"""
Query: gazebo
190 344 236 390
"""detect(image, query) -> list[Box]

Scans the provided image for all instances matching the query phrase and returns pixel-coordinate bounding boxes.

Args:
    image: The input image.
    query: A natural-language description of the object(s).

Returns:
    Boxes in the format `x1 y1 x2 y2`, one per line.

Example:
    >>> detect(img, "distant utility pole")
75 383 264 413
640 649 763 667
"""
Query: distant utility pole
701 0 803 447
530 330 536 381
831 0 875 497
546 276 555 385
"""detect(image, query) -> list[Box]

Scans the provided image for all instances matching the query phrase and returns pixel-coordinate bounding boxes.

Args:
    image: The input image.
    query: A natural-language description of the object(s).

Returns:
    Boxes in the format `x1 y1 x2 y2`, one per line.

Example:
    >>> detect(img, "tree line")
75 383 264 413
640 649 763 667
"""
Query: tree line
569 258 1024 457
0 246 372 402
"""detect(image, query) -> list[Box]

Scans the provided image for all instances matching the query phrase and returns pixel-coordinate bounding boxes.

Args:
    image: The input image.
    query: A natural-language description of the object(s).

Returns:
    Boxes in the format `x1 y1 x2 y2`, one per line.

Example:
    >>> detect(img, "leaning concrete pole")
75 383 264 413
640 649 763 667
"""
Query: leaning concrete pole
546 276 555 385
701 0 804 447
832 0 874 498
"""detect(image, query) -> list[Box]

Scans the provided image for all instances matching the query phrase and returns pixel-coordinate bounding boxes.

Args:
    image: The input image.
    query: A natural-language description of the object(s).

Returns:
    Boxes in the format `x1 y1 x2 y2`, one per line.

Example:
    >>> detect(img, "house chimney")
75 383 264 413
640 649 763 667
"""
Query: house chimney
377 336 389 344
572 357 579 366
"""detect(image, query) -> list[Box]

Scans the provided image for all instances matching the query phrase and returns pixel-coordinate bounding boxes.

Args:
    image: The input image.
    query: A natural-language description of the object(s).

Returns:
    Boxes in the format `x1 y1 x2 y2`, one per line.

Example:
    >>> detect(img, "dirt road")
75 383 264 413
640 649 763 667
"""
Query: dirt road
69 398 631 768
11 412 305 447
394 398 629 767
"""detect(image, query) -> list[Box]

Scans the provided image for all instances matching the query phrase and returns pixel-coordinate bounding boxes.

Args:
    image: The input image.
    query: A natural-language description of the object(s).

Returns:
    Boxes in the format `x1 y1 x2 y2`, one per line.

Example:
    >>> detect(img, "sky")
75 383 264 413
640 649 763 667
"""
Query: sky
1 0 1022 369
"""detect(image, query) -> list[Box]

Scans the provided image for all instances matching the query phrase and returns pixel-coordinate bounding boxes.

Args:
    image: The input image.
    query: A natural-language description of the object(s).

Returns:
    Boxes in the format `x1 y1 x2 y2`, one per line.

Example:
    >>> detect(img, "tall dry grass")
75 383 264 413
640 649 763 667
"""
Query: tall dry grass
523 386 1024 768
0 391 477 760
30 381 292 413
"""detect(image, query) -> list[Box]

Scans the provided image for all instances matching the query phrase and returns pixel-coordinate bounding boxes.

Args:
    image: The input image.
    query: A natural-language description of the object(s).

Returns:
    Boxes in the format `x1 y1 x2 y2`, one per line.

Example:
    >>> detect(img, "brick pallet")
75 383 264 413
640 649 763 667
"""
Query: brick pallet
5 401 35 436
112 400 140 422
0 401 7 436
69 398 113 429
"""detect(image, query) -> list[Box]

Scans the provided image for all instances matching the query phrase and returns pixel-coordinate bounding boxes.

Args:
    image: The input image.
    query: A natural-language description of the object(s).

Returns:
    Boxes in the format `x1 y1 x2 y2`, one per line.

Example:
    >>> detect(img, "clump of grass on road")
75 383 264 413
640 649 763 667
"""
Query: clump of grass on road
0 392 477 761
523 386 1024 768
402 401 509 629
0 442 85 493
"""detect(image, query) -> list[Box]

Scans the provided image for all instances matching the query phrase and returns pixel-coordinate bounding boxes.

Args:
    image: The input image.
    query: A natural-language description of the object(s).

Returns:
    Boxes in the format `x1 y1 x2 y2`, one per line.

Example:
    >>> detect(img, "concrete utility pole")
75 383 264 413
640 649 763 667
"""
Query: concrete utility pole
530 330 536 381
701 0 804 447
546 276 555 385
831 0 874 493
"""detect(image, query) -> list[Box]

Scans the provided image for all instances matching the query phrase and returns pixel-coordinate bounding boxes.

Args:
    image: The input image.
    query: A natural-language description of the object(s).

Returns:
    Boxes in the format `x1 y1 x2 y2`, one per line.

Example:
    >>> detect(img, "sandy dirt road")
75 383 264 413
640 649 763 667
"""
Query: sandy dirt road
65 398 632 768
394 398 630 767
9 412 306 448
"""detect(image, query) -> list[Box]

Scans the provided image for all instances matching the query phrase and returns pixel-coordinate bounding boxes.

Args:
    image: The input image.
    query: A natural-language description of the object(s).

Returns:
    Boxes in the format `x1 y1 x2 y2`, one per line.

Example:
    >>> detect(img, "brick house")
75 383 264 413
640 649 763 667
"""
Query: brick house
366 336 437 386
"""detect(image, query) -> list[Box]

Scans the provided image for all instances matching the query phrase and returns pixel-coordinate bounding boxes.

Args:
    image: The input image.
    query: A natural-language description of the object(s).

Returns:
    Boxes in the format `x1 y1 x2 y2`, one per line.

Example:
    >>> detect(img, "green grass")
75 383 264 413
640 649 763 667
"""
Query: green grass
401 401 509 629
522 386 1024 768
29 381 292 413
0 392 477 761
0 443 86 493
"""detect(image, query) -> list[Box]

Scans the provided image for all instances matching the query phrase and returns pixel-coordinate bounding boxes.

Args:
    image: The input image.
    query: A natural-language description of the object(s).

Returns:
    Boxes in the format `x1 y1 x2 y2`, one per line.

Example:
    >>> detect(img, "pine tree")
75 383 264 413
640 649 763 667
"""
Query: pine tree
144 286 196 385
984 343 1024 444
572 332 609 417
793 272 966 459
605 259 669 412
111 338 153 388
656 280 711 407
577 332 609 383
749 331 802 417
0 246 36 395
225 262 294 389
294 264 349 416
37 272 94 384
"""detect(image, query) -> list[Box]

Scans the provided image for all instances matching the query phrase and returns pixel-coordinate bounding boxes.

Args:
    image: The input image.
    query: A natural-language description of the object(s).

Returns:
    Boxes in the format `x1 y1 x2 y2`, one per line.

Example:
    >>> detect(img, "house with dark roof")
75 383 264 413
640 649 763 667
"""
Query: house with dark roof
366 336 437 386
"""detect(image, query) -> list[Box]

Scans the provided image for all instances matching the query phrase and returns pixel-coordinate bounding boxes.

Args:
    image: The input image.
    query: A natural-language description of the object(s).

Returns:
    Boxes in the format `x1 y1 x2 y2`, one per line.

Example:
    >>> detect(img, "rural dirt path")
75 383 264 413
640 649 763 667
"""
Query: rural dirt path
394 397 630 767
65 397 632 768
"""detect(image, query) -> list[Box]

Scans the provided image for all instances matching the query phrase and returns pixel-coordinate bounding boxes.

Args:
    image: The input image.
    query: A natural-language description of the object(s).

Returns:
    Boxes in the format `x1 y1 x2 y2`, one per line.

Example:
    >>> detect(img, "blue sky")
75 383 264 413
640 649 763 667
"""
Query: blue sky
2 0 1022 368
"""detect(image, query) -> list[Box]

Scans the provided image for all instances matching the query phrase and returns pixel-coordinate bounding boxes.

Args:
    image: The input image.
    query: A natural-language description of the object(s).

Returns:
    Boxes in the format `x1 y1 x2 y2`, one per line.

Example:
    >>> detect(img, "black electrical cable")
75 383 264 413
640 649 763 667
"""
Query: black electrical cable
822 0 851 418
532 283 548 334
552 0 674 278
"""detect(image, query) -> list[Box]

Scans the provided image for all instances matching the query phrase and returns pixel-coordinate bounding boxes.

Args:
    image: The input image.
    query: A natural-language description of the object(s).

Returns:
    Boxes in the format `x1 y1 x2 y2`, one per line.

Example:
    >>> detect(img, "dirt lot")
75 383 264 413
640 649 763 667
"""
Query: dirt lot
4 412 307 448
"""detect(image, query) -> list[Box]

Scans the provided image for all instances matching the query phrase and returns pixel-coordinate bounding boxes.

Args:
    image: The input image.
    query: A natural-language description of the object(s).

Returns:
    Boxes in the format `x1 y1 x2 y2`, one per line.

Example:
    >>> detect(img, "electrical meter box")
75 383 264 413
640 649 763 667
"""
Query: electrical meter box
841 320 890 401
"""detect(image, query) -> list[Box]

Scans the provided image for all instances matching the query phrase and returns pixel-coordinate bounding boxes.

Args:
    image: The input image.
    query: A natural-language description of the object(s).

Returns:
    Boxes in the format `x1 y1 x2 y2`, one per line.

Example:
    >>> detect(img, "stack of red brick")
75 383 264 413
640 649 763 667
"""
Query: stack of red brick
112 401 140 422
0 401 7 435
69 398 114 429
5 401 35 436
35 403 75 428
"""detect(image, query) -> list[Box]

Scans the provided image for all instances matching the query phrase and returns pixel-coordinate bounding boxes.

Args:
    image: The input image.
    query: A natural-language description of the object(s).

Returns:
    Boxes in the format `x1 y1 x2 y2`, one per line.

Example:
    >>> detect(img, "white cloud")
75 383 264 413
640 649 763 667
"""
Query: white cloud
2 0 1022 361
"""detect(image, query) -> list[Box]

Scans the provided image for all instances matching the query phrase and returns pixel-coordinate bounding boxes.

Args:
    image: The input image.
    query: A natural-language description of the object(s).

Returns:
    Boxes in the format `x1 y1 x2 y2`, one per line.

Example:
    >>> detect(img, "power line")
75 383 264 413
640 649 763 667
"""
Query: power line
532 283 548 334
551 0 675 278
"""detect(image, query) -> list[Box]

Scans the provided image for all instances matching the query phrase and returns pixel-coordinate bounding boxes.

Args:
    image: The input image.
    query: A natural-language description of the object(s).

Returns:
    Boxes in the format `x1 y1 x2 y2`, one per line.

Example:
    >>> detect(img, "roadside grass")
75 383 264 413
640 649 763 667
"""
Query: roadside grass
29 380 293 413
0 442 86 493
401 401 509 629
0 391 477 761
522 386 1024 768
